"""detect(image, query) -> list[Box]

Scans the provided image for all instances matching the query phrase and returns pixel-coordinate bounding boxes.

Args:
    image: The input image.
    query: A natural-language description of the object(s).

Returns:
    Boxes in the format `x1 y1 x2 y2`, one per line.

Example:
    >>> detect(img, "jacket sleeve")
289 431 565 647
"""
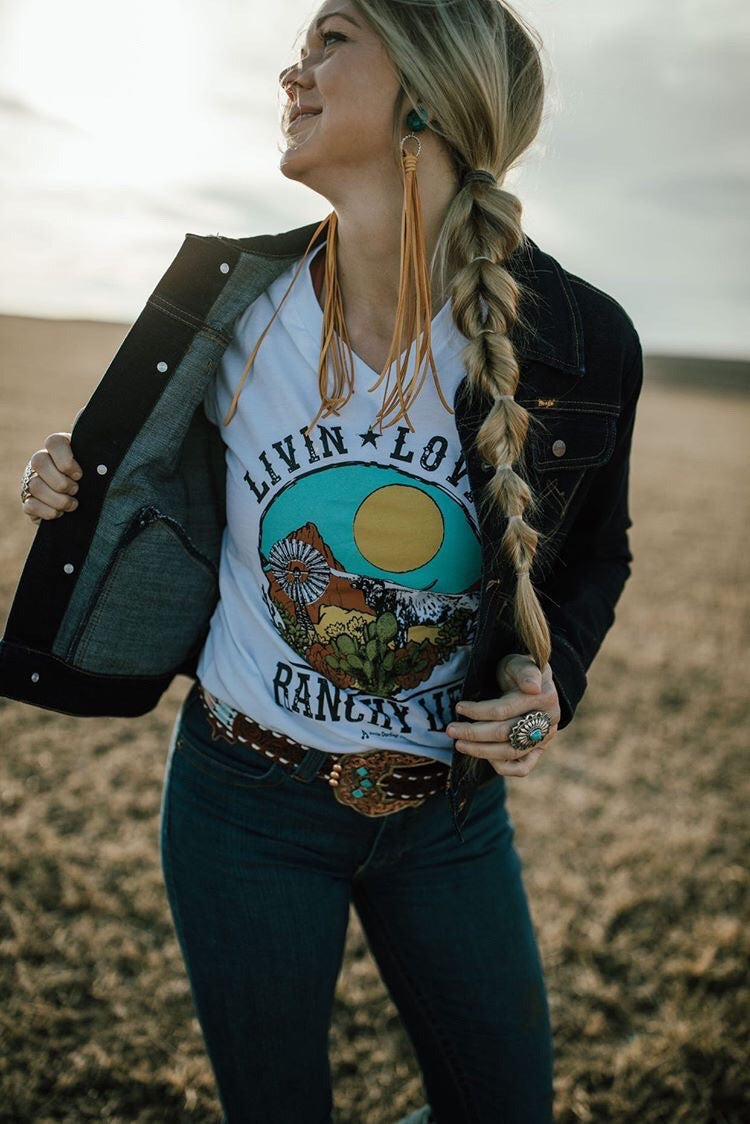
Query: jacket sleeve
539 331 644 729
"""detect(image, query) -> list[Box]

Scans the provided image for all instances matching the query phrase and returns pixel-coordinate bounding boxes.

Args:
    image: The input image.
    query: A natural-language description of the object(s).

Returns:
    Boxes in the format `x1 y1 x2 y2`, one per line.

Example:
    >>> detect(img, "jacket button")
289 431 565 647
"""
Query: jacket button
97 464 108 475
30 672 40 683
552 439 566 457
219 262 230 274
156 361 169 373
63 563 75 575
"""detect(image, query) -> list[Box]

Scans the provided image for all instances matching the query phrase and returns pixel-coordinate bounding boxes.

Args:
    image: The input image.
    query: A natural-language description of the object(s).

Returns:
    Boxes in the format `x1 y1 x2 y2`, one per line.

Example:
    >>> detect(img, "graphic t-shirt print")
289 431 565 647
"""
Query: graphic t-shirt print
196 242 480 762
260 452 479 697
240 422 480 757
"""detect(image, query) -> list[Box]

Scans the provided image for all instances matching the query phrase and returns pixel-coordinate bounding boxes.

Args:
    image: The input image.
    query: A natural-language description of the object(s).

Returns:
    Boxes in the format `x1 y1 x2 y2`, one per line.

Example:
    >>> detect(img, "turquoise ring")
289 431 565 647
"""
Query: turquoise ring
508 710 551 755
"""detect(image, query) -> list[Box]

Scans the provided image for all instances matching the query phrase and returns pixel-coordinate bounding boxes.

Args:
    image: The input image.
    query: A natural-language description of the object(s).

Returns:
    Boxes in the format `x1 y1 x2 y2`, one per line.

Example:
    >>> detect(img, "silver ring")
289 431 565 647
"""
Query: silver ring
20 461 37 504
508 710 551 755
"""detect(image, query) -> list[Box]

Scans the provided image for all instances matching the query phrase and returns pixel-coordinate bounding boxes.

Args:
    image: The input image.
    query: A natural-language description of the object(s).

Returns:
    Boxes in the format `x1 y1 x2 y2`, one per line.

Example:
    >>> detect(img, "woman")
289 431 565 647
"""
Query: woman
5 1 643 1120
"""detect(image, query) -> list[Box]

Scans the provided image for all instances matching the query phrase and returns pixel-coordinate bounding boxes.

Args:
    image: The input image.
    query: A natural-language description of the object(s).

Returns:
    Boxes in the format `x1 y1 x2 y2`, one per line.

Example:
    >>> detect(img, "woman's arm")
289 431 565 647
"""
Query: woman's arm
539 330 645 728
447 331 644 775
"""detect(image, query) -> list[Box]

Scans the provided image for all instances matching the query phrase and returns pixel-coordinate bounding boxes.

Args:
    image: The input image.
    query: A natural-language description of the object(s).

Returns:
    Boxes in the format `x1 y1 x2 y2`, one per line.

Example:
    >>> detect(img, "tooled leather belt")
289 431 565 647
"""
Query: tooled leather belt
196 683 450 817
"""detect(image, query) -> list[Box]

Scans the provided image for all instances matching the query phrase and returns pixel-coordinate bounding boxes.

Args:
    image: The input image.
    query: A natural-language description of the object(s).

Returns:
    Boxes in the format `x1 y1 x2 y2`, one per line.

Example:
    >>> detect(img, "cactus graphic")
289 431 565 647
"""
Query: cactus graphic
434 607 475 659
325 611 432 695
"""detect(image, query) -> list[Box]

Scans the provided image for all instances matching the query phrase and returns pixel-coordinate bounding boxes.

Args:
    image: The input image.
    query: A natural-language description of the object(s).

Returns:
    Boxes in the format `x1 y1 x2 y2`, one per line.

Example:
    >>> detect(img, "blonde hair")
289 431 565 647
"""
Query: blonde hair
352 0 552 685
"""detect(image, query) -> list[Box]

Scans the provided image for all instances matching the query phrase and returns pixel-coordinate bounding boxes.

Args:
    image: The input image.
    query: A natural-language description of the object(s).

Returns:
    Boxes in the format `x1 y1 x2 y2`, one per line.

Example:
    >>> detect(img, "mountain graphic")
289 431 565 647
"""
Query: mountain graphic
264 522 371 625
262 523 477 697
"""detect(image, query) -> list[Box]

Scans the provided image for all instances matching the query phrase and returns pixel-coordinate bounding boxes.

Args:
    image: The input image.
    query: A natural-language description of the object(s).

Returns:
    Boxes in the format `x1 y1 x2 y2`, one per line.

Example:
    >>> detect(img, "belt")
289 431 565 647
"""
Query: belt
196 684 450 817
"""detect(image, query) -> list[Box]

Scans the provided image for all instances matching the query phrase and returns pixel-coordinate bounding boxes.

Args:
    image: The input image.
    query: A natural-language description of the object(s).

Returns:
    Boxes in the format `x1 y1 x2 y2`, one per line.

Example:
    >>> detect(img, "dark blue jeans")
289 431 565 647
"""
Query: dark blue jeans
159 683 554 1123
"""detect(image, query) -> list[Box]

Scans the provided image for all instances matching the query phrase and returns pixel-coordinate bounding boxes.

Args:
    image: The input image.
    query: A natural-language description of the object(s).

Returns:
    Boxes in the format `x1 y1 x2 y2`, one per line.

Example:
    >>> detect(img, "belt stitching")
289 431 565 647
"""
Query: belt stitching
196 685 448 794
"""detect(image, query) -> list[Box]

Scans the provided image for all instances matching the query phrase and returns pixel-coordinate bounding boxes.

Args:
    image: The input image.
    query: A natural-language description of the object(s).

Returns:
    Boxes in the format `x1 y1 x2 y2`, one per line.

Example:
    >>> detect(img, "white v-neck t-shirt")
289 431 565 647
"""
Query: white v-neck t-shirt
196 242 481 764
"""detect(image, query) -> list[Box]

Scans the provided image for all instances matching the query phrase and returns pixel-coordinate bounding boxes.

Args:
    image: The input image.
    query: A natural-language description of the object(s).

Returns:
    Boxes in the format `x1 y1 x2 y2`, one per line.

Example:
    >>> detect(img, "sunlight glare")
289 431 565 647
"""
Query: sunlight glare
5 0 202 186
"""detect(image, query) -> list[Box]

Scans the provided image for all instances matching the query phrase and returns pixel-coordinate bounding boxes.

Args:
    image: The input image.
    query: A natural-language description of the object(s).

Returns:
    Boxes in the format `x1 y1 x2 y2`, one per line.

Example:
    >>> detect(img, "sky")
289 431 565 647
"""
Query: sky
0 0 748 359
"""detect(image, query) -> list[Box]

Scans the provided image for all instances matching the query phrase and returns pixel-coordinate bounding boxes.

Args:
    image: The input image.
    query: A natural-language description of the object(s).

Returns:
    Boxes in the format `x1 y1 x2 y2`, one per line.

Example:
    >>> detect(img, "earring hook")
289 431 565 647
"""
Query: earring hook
400 133 422 158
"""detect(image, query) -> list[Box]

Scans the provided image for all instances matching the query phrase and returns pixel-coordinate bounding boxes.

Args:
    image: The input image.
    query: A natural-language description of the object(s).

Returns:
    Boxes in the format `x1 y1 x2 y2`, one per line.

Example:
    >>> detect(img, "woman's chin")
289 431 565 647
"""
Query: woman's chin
279 153 314 184
279 142 323 185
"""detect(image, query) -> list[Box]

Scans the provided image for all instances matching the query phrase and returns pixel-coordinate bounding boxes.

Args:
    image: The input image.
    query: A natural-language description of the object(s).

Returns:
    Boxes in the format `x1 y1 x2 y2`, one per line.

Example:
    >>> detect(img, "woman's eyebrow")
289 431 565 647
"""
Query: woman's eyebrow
314 11 361 31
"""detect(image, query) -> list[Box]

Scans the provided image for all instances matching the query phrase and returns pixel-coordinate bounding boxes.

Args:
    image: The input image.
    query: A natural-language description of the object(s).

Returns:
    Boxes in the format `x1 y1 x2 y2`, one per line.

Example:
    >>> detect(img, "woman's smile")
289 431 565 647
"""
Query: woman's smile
287 110 322 132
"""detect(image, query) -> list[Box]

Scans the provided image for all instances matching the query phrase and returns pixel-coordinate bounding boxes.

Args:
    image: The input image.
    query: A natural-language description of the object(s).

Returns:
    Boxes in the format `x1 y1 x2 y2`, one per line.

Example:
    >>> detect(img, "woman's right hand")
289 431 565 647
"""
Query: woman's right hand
21 433 83 525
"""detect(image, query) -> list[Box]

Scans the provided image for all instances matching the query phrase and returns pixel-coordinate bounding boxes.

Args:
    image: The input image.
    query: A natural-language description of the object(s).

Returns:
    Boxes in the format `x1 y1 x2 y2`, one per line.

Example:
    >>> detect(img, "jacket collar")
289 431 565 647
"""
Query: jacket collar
224 220 585 377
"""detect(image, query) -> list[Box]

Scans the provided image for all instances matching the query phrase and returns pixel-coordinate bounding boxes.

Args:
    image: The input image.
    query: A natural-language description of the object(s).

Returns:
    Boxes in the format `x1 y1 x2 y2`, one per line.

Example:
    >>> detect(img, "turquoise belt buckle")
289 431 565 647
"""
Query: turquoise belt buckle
329 751 431 817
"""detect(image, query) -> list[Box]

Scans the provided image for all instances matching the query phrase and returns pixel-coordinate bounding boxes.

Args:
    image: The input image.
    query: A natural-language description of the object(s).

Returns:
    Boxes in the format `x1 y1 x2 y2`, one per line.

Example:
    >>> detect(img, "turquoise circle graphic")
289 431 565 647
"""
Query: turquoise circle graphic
259 463 480 593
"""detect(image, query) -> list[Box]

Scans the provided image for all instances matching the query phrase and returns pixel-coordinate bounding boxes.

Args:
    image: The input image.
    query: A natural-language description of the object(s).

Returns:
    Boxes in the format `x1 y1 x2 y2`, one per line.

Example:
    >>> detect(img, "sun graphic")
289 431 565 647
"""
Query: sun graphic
353 485 444 573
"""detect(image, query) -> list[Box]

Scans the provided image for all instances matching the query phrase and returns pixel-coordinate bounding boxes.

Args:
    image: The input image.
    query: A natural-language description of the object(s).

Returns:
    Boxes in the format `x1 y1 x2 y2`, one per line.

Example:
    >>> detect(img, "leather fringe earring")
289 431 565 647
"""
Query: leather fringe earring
222 212 334 427
306 208 359 434
224 114 453 435
223 207 363 435
368 131 453 433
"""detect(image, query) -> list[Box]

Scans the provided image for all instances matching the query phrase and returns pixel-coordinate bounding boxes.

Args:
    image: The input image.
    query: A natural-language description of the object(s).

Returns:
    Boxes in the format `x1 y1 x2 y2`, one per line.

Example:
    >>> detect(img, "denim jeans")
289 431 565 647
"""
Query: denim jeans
159 683 554 1123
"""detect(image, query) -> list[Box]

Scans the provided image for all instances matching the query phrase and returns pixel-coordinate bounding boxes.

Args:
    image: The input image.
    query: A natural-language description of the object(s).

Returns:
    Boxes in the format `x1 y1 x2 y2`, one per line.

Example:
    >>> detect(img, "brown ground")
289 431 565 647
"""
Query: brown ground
1 314 748 1123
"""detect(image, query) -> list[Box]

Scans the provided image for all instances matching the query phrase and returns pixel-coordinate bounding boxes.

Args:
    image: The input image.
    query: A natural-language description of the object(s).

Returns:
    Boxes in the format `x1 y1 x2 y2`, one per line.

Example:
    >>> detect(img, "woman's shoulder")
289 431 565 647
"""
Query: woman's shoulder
521 234 638 340
564 267 638 340
519 237 643 382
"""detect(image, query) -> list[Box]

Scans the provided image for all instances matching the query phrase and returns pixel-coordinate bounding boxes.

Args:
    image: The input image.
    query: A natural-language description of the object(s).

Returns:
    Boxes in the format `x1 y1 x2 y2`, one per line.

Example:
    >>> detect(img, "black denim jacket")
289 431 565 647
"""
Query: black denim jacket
0 220 643 840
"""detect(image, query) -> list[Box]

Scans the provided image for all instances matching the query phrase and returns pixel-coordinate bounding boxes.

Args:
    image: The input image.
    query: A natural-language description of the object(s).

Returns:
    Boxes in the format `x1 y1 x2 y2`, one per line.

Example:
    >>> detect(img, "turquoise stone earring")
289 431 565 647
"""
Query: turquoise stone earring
406 104 429 132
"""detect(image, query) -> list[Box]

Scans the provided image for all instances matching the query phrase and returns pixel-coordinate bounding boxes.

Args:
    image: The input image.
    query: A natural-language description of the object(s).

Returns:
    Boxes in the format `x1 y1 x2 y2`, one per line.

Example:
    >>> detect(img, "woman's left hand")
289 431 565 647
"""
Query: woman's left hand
446 653 561 777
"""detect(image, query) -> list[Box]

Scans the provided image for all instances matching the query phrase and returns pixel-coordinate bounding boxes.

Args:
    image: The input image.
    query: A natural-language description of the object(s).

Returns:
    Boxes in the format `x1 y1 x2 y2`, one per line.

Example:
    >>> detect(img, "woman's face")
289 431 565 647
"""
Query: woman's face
278 1 404 195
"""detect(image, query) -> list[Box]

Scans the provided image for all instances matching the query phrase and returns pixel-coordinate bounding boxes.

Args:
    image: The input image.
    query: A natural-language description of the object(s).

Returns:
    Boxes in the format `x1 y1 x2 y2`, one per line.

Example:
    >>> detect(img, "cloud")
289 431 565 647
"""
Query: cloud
0 0 747 356
512 0 750 354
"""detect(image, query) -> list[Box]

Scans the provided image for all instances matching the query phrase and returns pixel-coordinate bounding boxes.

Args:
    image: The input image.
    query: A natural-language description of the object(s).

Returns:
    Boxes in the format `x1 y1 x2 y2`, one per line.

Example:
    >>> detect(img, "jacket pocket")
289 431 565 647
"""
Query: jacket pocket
68 506 219 677
524 408 617 537
527 408 617 471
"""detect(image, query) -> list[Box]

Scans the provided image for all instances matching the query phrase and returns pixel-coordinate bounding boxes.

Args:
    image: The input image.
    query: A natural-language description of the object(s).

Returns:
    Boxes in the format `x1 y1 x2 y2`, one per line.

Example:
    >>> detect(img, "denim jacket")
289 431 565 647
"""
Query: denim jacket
0 219 643 840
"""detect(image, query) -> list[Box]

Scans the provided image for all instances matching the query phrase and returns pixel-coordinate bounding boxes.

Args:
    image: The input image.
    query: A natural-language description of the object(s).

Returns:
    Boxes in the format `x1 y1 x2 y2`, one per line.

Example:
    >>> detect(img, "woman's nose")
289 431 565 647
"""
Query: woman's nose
278 63 297 93
279 54 317 94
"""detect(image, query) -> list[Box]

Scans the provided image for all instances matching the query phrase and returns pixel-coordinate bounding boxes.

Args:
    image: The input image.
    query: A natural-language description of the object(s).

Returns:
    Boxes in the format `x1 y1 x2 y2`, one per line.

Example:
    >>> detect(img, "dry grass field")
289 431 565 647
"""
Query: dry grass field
1 313 748 1123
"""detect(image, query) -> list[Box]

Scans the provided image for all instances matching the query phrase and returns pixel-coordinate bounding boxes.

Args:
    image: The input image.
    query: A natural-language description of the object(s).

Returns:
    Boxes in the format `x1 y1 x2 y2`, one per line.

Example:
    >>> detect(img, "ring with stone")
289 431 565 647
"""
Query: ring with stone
508 710 551 755
20 461 37 504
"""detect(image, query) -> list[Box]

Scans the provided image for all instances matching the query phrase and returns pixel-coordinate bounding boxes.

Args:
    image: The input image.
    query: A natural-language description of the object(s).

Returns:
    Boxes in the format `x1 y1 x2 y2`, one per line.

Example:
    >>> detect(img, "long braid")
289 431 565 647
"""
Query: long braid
350 0 551 674
443 177 552 672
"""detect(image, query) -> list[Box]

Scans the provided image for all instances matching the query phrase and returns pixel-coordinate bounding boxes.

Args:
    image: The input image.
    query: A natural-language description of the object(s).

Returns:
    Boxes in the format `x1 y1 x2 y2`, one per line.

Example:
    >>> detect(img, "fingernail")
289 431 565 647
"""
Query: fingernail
70 483 78 494
446 724 457 736
72 470 82 480
70 499 78 509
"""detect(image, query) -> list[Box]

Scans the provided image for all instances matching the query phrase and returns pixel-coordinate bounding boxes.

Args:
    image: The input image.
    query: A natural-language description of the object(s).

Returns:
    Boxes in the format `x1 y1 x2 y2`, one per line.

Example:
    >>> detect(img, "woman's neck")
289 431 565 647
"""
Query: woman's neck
313 155 459 334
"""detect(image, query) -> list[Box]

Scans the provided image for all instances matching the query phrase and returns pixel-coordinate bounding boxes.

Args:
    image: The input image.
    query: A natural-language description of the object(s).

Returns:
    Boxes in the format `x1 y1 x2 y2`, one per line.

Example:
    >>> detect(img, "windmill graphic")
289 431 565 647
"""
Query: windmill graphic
267 537 331 641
